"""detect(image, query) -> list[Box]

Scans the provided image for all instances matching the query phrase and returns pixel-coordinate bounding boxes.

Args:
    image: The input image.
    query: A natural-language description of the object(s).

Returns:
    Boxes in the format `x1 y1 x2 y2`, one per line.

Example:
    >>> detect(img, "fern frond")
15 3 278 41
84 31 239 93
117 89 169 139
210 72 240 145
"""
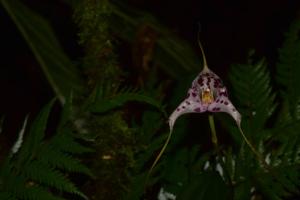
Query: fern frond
23 161 86 199
269 120 300 166
228 56 300 199
0 100 91 200
50 130 94 154
276 20 300 113
20 185 66 200
3 168 66 200
16 100 55 166
256 165 300 199
90 92 164 113
229 58 277 137
88 85 167 117
38 146 93 176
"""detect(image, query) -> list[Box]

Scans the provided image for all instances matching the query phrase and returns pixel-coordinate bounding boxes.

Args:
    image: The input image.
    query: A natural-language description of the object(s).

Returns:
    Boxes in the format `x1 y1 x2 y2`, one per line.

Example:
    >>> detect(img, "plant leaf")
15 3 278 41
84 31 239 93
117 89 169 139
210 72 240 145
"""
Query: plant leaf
109 0 201 79
89 90 167 117
23 160 87 199
177 171 230 200
1 0 83 103
15 99 55 166
276 20 300 113
229 58 277 142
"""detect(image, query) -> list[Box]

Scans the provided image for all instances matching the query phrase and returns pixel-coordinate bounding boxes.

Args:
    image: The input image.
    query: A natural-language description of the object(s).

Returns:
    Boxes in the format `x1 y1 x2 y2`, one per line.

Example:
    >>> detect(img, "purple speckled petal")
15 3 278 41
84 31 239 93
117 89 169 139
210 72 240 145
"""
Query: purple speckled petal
169 89 207 132
192 68 224 94
208 95 241 126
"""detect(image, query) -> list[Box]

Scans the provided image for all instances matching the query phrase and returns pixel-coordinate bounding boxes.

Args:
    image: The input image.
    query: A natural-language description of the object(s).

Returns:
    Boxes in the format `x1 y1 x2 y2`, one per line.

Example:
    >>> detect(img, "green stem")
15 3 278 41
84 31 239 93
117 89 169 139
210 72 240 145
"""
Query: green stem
208 115 218 148
208 115 233 194
237 126 271 171
145 129 173 187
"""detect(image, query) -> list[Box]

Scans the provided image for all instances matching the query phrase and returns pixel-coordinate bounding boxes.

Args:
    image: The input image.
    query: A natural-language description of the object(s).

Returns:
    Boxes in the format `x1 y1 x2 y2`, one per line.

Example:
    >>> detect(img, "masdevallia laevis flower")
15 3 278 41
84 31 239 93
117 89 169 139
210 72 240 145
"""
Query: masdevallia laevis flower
169 43 241 132
147 40 243 180
167 43 270 171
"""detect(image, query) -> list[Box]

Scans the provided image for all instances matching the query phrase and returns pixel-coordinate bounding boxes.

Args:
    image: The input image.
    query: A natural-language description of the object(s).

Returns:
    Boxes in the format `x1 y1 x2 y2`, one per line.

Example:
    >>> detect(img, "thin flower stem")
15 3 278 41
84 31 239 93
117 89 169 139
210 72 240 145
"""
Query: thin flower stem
208 115 233 195
237 126 271 171
208 115 218 148
238 126 288 190
145 129 173 186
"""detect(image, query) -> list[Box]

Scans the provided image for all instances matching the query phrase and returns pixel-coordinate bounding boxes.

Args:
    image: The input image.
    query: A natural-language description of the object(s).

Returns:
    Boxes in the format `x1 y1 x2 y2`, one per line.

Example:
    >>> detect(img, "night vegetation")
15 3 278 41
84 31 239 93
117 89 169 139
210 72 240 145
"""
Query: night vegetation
0 0 300 199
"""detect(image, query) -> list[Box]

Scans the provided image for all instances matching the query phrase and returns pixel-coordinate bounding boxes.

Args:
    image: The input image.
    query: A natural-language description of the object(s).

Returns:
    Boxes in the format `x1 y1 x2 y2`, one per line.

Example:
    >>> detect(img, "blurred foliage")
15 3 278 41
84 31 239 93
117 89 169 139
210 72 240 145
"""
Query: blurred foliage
277 20 300 116
1 0 300 200
107 0 201 80
228 57 277 144
1 0 84 104
0 99 93 200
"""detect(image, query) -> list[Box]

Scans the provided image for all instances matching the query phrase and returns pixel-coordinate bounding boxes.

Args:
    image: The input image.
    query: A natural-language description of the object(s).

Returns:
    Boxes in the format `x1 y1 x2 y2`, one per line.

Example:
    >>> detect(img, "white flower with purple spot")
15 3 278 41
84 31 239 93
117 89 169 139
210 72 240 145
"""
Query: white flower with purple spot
148 39 247 179
169 45 241 132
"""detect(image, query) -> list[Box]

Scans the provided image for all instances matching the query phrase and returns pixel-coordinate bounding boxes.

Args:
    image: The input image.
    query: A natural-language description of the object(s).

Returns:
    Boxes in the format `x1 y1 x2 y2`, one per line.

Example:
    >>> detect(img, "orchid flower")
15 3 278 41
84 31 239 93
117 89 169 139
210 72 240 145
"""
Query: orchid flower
147 38 269 181
147 40 241 178
169 48 241 132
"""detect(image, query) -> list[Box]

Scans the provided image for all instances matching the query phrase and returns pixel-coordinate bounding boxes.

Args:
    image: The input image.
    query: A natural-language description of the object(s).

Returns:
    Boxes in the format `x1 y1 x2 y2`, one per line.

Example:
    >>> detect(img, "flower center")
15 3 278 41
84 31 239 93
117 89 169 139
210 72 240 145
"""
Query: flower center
201 88 214 104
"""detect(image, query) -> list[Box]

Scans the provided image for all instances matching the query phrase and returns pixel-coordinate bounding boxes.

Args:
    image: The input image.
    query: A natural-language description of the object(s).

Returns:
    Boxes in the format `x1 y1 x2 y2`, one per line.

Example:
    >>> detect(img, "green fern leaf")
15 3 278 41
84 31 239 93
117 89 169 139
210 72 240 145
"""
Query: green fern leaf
15 100 55 167
0 100 91 200
23 161 87 199
229 58 277 139
50 130 94 154
256 165 300 199
89 89 167 117
276 20 300 114
38 146 93 177
269 120 300 165
229 56 300 199
27 100 55 153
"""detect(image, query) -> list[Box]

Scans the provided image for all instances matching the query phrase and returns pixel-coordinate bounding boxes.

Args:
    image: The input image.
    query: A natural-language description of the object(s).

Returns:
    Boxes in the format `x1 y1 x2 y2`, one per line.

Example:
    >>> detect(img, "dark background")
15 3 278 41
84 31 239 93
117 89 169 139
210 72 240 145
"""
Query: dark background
1 0 300 138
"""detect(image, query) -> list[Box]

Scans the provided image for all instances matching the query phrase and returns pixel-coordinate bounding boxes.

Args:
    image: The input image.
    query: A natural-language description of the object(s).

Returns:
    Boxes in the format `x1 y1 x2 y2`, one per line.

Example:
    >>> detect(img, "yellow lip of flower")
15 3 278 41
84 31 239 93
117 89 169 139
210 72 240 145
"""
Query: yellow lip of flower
201 88 214 104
